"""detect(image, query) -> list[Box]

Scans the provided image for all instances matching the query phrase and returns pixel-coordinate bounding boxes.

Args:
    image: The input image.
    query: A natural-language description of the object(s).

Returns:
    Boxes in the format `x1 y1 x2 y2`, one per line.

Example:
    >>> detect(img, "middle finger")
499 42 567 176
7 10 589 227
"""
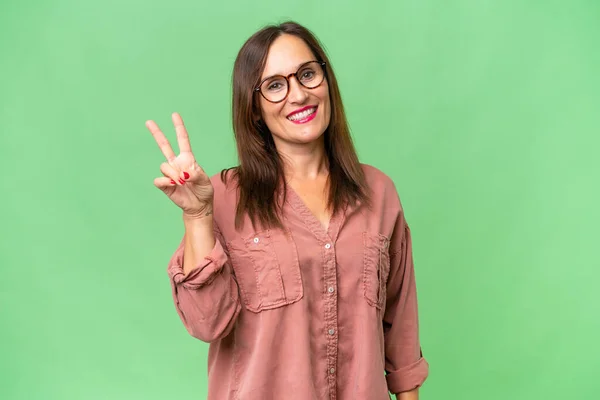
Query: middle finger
146 120 176 162
172 112 192 154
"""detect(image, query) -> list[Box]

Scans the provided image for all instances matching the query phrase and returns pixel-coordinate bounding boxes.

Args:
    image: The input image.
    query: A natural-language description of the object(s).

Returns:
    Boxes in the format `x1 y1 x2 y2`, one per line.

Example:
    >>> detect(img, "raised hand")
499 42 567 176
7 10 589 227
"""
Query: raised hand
146 112 214 219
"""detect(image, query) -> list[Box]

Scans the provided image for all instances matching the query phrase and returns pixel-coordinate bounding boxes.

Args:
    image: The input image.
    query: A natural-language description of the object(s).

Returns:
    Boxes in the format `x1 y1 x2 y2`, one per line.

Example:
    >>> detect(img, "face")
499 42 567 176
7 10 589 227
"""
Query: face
257 34 331 148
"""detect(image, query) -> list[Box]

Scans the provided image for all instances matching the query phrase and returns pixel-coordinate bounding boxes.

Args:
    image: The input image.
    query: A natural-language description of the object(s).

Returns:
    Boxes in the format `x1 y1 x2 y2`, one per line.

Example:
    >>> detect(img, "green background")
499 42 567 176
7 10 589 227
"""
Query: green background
1 0 598 399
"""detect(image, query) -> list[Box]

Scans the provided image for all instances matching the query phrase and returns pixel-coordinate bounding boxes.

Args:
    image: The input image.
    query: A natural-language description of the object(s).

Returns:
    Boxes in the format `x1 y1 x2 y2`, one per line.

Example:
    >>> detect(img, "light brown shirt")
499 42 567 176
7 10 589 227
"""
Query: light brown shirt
167 164 429 399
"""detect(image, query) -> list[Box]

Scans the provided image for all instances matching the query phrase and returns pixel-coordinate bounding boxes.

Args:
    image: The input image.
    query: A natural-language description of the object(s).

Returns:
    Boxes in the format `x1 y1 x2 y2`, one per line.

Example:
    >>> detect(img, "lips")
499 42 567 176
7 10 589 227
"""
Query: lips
287 106 318 124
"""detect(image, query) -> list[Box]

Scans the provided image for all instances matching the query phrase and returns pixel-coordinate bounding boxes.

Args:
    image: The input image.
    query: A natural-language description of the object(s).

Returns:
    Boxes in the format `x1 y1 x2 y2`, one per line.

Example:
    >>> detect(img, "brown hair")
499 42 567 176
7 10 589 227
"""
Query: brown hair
222 21 370 230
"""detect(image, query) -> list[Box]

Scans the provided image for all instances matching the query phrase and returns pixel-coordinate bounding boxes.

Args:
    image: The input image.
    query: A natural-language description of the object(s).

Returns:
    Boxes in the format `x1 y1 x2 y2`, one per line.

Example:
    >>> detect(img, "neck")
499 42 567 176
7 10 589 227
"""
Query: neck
275 136 329 182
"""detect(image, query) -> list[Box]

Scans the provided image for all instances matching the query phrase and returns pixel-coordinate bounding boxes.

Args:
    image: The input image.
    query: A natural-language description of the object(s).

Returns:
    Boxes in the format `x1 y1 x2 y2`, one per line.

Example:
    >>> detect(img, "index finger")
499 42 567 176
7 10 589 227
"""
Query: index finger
172 112 192 153
146 120 176 162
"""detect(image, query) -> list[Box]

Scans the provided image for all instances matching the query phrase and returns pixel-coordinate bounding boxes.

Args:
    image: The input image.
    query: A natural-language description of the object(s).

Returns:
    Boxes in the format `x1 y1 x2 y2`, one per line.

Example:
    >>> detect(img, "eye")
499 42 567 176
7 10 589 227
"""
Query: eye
265 78 286 92
300 69 316 81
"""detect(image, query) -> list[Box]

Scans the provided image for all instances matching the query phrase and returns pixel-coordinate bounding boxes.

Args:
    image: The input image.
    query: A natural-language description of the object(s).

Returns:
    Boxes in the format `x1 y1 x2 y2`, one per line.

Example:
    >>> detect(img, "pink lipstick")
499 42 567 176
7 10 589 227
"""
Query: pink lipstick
286 106 318 124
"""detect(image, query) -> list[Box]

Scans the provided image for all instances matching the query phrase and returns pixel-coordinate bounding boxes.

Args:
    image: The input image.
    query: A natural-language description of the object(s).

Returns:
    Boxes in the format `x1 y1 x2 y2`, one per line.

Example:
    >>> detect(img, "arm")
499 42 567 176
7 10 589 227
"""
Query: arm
146 113 241 343
167 215 241 343
396 388 419 399
182 212 216 275
384 210 429 395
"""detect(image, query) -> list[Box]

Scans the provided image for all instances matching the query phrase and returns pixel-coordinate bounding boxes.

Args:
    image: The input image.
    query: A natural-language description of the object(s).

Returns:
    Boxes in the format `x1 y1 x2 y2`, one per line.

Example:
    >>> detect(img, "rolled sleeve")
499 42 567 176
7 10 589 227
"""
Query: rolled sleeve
384 211 429 393
168 238 229 289
167 230 241 343
386 355 429 393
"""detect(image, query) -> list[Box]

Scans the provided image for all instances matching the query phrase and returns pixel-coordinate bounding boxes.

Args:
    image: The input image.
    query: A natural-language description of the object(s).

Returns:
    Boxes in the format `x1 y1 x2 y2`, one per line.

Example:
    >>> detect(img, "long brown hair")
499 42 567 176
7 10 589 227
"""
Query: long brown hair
222 21 370 230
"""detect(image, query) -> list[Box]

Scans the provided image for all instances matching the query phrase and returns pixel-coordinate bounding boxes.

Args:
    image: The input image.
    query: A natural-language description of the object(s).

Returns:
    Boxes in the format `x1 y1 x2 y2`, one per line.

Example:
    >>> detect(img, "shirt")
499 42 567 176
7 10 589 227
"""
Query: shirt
167 164 429 400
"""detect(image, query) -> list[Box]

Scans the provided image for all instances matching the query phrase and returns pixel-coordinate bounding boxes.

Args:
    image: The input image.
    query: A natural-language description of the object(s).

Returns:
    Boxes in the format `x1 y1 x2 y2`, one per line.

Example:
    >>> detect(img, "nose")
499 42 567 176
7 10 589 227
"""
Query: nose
286 76 309 104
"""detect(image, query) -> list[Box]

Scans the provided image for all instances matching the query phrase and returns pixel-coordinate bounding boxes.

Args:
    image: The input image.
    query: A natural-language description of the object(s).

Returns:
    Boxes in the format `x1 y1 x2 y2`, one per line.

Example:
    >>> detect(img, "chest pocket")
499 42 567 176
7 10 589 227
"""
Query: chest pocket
227 229 303 313
363 232 391 310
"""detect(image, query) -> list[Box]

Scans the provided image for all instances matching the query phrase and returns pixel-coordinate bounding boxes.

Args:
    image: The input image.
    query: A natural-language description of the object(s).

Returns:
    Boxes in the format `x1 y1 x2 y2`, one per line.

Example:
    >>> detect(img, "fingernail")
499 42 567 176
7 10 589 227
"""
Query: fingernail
179 178 185 185
183 171 190 179
170 180 176 185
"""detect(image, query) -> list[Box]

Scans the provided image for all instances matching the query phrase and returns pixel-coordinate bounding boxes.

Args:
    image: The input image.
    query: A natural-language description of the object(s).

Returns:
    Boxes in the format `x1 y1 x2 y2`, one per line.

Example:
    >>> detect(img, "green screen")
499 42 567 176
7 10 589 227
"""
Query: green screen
1 0 599 399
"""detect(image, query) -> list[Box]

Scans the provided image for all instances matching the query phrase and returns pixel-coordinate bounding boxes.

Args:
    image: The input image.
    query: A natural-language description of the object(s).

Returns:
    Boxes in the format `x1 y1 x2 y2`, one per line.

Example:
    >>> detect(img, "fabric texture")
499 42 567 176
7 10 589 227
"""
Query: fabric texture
167 164 429 400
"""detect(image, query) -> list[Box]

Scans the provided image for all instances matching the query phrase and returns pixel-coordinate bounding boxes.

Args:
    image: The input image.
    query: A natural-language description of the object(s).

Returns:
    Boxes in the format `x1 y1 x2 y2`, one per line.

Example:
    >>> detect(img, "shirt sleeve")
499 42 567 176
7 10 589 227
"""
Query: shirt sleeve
383 210 429 393
167 221 241 343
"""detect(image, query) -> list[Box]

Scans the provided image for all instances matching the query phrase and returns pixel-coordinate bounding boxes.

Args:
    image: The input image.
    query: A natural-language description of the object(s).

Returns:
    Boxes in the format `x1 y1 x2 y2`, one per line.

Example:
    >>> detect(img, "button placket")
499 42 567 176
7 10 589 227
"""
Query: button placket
285 187 348 400
322 238 339 399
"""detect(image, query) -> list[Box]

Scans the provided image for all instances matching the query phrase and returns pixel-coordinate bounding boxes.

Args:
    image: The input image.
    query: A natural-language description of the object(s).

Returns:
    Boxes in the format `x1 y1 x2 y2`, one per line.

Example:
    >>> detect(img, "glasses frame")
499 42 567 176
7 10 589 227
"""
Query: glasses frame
254 61 327 104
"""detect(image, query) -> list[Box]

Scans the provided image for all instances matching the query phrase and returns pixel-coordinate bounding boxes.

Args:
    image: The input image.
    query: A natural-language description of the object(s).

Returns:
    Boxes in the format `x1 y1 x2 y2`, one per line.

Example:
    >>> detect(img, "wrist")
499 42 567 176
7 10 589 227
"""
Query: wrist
183 208 214 224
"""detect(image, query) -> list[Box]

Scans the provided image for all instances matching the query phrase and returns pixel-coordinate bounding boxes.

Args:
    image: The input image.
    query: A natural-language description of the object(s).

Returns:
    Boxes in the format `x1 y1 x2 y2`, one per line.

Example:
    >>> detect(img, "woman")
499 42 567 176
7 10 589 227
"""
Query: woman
146 21 428 400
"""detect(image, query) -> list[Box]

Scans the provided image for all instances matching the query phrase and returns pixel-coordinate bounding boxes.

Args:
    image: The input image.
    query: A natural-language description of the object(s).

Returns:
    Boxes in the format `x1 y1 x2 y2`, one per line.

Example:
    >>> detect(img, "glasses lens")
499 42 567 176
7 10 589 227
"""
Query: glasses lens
258 62 325 103
261 76 288 103
298 62 324 89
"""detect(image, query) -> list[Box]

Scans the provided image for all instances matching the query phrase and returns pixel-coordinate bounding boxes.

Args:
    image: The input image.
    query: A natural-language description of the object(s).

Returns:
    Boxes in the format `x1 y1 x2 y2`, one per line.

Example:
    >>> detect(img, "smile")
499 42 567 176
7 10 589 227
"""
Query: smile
287 106 318 124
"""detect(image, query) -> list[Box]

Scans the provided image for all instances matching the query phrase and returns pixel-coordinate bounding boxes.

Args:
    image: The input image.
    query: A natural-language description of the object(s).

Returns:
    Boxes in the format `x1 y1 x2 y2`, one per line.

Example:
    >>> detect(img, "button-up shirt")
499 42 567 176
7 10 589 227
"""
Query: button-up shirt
167 164 429 399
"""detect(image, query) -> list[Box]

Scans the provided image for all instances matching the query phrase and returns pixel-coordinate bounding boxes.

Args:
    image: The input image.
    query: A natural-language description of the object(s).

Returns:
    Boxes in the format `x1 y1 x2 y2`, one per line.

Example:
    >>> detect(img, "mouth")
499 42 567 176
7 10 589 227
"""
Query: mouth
286 106 318 124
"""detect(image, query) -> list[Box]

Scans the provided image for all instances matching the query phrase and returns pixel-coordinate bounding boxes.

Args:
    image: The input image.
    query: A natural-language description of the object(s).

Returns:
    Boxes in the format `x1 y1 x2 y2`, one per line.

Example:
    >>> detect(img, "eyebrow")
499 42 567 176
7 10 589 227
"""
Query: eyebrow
260 60 317 82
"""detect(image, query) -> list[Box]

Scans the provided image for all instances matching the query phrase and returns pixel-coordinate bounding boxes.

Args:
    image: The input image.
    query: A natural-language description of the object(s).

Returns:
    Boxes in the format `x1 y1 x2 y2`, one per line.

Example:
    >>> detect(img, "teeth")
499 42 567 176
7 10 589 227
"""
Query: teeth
288 108 316 121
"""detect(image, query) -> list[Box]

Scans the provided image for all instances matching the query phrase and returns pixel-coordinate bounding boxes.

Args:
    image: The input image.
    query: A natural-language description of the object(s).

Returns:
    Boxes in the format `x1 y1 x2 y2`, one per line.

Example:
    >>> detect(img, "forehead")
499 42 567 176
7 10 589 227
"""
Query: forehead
261 34 315 79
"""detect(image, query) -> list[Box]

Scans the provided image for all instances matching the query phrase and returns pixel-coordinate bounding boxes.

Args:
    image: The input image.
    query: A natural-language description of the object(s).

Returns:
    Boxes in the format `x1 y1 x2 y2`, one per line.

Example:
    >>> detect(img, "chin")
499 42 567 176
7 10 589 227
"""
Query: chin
269 117 329 146
293 128 326 143
288 118 328 138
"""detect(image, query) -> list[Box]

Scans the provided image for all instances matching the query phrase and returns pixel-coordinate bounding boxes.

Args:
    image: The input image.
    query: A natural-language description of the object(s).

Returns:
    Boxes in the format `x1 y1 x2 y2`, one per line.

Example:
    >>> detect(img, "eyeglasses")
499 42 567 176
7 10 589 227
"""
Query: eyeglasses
254 61 327 103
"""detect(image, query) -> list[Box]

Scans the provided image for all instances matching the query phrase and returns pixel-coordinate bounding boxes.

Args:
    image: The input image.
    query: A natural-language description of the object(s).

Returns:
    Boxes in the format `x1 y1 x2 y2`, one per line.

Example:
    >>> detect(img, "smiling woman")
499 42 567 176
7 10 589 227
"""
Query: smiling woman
146 21 428 400
256 37 331 143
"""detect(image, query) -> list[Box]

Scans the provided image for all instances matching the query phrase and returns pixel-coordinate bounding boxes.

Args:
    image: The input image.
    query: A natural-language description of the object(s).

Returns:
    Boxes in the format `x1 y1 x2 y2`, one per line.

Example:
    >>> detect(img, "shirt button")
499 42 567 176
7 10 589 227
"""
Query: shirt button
328 329 335 335
329 368 335 374
328 286 334 293
325 243 331 249
253 237 259 243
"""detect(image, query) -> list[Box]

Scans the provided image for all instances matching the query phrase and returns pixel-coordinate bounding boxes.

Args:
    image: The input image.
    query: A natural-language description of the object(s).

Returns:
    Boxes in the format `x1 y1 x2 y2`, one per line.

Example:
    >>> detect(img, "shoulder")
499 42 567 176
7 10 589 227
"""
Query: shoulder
210 167 238 192
360 163 403 211
209 167 239 208
360 163 397 192
207 168 240 234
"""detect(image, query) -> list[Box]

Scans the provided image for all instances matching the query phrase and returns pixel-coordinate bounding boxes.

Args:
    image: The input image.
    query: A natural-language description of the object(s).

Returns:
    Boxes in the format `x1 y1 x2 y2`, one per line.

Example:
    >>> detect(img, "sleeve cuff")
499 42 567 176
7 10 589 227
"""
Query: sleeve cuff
167 238 229 289
386 356 429 394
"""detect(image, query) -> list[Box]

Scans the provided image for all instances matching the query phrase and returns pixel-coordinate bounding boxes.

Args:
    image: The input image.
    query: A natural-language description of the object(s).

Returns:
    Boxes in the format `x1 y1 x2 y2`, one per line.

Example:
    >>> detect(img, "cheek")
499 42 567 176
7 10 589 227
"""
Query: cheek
318 87 331 110
320 90 331 122
259 101 287 133
259 100 277 122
